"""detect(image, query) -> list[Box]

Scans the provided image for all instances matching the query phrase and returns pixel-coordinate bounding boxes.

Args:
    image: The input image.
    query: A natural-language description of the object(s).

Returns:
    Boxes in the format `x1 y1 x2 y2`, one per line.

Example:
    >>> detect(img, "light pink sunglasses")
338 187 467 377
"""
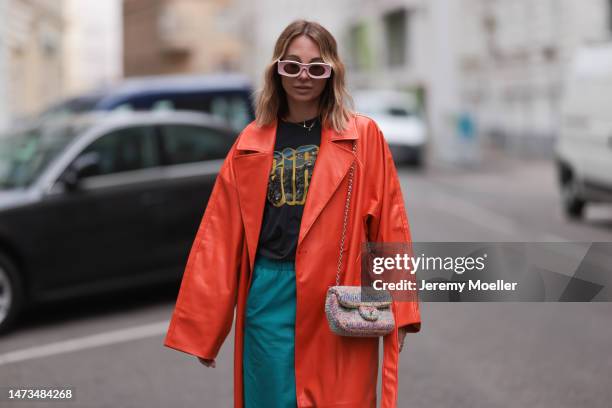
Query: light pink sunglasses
276 59 333 79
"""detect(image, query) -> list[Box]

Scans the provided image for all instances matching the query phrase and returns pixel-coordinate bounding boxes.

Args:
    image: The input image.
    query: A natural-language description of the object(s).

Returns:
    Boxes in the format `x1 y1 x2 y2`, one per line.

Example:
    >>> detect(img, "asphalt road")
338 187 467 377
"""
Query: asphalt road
1 151 611 408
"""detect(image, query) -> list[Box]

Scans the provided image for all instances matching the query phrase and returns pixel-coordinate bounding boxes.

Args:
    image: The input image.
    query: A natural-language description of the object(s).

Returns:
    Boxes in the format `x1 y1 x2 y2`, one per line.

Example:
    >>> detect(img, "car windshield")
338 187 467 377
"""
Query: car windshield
0 124 81 189
41 94 106 117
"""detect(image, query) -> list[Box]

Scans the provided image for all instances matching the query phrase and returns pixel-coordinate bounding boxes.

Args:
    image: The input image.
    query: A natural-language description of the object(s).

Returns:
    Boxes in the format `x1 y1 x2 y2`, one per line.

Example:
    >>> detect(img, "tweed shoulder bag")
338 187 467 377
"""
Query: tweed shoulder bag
324 140 395 337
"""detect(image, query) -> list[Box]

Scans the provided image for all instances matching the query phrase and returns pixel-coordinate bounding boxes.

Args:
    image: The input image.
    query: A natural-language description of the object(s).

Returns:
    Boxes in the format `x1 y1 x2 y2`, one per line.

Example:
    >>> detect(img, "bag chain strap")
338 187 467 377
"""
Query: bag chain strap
335 140 358 287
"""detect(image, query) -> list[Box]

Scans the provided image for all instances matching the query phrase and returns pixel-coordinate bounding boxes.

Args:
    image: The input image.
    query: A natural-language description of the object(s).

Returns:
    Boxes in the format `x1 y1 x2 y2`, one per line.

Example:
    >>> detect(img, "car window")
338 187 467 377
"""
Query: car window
210 95 251 132
160 125 232 165
0 125 79 189
78 126 158 177
120 92 252 132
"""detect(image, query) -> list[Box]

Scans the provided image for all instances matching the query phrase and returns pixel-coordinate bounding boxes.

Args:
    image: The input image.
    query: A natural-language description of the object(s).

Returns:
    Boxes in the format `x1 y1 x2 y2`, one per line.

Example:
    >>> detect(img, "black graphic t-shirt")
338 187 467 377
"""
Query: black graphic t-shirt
256 115 321 261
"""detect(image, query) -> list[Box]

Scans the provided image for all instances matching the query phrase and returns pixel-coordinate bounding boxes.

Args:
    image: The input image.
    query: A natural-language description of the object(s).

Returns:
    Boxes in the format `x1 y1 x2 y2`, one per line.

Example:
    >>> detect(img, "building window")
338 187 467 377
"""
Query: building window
384 9 409 67
348 22 373 71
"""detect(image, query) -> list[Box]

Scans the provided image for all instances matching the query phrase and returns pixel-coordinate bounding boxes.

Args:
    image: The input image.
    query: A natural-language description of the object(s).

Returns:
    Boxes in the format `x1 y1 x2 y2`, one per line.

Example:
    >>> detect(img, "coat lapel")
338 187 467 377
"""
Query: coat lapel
233 115 359 265
233 120 276 268
298 116 358 248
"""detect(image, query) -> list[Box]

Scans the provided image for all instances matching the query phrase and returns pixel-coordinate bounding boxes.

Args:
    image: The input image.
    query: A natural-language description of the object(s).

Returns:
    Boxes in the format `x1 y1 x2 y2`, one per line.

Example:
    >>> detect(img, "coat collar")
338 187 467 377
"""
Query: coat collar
235 115 358 153
233 114 359 266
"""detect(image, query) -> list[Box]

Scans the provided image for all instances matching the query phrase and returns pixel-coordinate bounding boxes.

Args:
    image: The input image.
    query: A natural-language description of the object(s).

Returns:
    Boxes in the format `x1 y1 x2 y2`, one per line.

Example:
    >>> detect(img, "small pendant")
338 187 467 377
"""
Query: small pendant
302 118 316 132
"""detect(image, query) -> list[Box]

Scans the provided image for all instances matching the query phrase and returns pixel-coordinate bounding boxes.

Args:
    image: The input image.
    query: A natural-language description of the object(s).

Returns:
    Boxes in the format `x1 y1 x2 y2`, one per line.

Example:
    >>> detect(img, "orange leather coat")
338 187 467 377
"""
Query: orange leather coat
164 113 421 407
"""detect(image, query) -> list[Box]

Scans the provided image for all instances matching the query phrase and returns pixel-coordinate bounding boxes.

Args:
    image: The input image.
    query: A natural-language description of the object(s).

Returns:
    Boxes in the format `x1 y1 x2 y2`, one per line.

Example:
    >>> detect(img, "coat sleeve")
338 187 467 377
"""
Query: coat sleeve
163 142 244 359
366 119 421 333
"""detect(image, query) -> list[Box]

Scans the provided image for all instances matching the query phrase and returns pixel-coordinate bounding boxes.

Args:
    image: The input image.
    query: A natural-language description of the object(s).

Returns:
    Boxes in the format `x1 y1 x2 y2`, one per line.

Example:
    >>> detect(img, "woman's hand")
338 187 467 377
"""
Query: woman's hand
197 357 216 368
398 327 408 353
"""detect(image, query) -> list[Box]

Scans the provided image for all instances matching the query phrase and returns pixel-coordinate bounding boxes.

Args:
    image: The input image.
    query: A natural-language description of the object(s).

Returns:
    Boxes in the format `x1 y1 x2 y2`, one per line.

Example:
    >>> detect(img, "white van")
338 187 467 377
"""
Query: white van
555 42 612 219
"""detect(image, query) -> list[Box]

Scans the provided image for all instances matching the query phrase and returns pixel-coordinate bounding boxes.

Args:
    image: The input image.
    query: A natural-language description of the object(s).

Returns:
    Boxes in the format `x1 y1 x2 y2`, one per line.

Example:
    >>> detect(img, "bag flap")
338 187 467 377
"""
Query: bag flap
329 286 392 308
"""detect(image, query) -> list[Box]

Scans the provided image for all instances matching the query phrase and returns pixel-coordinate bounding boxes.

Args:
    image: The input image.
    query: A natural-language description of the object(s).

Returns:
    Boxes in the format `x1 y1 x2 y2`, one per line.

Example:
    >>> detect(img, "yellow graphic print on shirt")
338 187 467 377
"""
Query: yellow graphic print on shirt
267 144 319 207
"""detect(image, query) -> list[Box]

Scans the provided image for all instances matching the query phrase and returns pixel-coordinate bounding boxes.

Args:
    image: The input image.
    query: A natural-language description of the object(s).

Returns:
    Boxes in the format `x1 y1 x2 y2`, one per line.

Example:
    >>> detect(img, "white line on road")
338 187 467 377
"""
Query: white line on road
0 321 169 366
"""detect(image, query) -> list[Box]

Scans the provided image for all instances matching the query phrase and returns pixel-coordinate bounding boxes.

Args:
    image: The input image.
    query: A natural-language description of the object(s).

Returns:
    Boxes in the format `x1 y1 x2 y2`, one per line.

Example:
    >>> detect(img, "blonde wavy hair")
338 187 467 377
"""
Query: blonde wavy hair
254 19 355 132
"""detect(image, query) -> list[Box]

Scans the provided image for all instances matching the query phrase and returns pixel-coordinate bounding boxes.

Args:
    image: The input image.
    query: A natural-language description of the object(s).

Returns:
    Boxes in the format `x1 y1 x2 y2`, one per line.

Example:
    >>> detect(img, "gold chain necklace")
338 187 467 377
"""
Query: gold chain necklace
283 116 318 132
300 118 317 132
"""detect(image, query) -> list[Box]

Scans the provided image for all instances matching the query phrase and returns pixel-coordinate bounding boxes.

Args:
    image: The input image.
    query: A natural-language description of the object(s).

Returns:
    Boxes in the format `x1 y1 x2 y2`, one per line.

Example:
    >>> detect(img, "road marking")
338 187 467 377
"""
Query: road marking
0 321 169 366
427 189 519 236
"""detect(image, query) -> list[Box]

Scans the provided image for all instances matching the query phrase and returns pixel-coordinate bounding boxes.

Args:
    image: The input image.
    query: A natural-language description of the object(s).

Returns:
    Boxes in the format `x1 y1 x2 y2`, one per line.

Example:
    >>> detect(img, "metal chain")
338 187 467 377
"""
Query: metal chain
301 118 317 131
335 140 357 286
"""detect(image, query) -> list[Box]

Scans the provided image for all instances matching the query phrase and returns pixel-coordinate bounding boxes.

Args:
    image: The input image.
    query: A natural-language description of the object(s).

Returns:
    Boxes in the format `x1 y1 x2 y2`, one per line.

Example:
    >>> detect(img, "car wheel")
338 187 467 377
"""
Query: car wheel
0 252 25 335
561 177 586 219
410 150 424 168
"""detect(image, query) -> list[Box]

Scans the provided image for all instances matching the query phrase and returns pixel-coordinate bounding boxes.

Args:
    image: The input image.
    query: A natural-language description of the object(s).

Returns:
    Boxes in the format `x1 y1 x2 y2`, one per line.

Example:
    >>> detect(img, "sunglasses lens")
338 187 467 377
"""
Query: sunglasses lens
308 65 326 77
282 62 301 75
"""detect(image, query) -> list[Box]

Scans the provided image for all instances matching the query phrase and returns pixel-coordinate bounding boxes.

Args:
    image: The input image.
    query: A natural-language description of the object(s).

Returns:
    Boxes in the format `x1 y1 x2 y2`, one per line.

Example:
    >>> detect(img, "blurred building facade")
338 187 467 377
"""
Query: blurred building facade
0 0 64 130
63 0 122 96
455 0 612 157
122 0 244 76
245 0 612 160
2 0 612 152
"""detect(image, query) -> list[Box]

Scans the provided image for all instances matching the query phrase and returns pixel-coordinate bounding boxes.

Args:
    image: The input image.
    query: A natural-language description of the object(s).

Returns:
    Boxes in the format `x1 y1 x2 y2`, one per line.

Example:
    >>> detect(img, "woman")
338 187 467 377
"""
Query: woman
164 19 421 408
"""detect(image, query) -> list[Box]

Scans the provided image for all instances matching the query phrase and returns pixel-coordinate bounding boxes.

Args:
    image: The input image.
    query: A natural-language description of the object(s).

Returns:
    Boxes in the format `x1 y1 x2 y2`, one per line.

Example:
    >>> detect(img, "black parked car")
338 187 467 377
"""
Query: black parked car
0 111 237 333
